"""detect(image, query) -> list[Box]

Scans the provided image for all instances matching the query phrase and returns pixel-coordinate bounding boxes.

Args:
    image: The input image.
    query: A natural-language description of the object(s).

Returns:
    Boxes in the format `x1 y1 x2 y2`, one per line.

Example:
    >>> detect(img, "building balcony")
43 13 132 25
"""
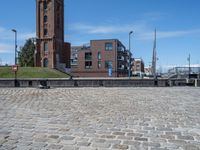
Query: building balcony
71 61 78 66
118 65 125 70
117 56 124 61
117 47 125 52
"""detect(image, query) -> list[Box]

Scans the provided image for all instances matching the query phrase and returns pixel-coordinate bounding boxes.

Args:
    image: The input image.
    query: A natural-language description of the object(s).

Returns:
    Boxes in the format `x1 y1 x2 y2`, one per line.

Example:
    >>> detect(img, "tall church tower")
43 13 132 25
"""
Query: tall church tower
36 0 66 68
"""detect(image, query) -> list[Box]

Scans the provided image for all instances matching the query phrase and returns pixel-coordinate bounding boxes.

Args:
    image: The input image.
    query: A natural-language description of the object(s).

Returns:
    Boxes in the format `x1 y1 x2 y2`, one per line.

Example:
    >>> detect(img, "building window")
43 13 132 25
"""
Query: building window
72 53 78 60
105 43 113 51
105 61 112 69
85 61 92 69
44 28 48 36
97 52 101 60
57 5 60 11
44 15 48 23
98 61 101 69
85 52 92 60
44 42 48 52
44 1 47 10
85 52 92 69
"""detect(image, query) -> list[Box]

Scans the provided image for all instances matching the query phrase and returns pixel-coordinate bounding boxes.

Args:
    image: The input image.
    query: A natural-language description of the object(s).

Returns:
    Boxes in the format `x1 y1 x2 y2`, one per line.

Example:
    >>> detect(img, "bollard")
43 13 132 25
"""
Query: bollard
169 80 173 87
195 79 198 87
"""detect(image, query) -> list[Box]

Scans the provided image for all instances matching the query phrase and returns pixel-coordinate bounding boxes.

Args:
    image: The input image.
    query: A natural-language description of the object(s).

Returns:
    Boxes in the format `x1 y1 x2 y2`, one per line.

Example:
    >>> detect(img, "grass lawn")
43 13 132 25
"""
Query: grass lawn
0 67 69 78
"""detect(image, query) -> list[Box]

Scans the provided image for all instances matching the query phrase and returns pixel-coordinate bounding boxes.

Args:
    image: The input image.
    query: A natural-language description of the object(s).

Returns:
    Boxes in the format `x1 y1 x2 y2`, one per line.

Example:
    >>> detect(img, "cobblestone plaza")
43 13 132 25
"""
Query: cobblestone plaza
0 87 200 150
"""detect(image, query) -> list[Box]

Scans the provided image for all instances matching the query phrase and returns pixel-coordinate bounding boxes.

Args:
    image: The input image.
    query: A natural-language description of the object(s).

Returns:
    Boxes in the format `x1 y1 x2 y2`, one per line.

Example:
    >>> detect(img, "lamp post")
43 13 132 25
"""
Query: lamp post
188 54 191 79
129 31 133 79
31 38 37 67
12 29 17 86
12 29 17 65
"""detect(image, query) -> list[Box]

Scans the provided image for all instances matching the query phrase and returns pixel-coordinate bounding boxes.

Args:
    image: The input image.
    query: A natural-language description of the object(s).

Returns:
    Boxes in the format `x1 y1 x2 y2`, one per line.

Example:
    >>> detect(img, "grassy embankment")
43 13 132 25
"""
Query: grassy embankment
0 67 69 78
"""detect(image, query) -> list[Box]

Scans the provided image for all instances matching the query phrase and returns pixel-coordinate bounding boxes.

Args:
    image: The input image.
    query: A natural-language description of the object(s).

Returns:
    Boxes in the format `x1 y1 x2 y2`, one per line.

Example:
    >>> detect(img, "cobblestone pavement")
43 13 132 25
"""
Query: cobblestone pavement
0 87 200 150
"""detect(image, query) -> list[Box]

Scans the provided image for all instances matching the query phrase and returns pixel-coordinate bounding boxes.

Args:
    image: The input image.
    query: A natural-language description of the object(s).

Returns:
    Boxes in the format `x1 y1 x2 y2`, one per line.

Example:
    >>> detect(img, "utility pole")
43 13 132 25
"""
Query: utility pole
12 29 17 65
31 38 37 67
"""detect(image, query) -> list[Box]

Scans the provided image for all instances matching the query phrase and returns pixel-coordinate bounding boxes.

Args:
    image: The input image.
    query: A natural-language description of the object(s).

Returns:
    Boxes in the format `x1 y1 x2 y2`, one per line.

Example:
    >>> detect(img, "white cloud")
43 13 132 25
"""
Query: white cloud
18 32 36 41
0 26 35 54
181 64 200 67
69 23 200 41
69 23 146 34
0 26 35 41
162 64 200 70
140 12 169 22
159 29 200 38
0 43 13 53
0 26 5 32
138 29 200 40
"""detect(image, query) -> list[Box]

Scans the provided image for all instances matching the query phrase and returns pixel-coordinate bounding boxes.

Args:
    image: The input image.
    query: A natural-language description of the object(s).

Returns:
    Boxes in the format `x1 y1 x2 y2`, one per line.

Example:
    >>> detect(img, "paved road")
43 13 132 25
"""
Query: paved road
0 87 200 150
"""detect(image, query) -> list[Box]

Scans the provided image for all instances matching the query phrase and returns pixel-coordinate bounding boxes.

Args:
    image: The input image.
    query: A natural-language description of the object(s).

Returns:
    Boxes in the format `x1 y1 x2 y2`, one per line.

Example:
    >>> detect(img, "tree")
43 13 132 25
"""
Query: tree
18 38 35 67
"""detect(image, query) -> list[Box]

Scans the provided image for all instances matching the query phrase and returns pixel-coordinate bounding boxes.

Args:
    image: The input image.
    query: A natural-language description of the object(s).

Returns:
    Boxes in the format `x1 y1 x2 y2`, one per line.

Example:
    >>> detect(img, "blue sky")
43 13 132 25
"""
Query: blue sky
0 0 200 71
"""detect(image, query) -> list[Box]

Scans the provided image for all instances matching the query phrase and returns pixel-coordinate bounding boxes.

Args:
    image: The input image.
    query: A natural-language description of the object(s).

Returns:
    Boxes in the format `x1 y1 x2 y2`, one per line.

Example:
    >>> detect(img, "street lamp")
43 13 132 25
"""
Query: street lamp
12 29 17 87
129 31 133 79
12 29 17 65
188 54 191 79
31 38 37 67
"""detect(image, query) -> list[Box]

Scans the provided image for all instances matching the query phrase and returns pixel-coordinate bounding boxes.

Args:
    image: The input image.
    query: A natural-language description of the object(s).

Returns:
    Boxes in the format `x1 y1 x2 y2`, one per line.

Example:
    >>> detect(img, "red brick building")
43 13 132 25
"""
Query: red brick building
71 39 130 77
35 0 70 70
132 58 145 76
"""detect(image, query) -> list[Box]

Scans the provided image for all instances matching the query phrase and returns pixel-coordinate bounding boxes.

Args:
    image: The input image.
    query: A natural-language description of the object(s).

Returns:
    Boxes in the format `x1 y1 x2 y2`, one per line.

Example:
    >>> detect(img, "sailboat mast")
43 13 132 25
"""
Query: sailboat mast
152 29 157 79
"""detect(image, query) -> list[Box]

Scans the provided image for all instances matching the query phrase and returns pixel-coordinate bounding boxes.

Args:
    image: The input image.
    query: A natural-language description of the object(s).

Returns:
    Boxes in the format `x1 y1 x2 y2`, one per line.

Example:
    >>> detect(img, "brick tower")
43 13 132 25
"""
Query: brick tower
36 0 70 69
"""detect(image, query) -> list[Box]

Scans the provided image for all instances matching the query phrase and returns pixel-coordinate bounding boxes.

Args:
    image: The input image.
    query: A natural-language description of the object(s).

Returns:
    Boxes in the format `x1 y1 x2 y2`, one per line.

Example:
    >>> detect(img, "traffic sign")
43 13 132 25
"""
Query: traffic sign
12 65 18 72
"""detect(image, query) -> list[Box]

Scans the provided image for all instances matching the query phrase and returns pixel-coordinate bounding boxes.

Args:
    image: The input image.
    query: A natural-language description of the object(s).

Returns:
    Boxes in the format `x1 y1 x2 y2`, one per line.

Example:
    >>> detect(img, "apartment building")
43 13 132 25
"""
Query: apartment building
71 39 130 77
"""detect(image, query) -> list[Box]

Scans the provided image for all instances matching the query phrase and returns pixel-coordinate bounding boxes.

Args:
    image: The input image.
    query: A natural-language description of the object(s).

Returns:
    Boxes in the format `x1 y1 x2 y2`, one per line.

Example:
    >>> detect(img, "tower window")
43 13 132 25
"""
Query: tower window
43 58 48 67
44 42 48 52
57 15 60 28
56 4 60 28
44 24 47 29
44 15 48 23
44 1 47 10
44 28 48 36
57 5 60 11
